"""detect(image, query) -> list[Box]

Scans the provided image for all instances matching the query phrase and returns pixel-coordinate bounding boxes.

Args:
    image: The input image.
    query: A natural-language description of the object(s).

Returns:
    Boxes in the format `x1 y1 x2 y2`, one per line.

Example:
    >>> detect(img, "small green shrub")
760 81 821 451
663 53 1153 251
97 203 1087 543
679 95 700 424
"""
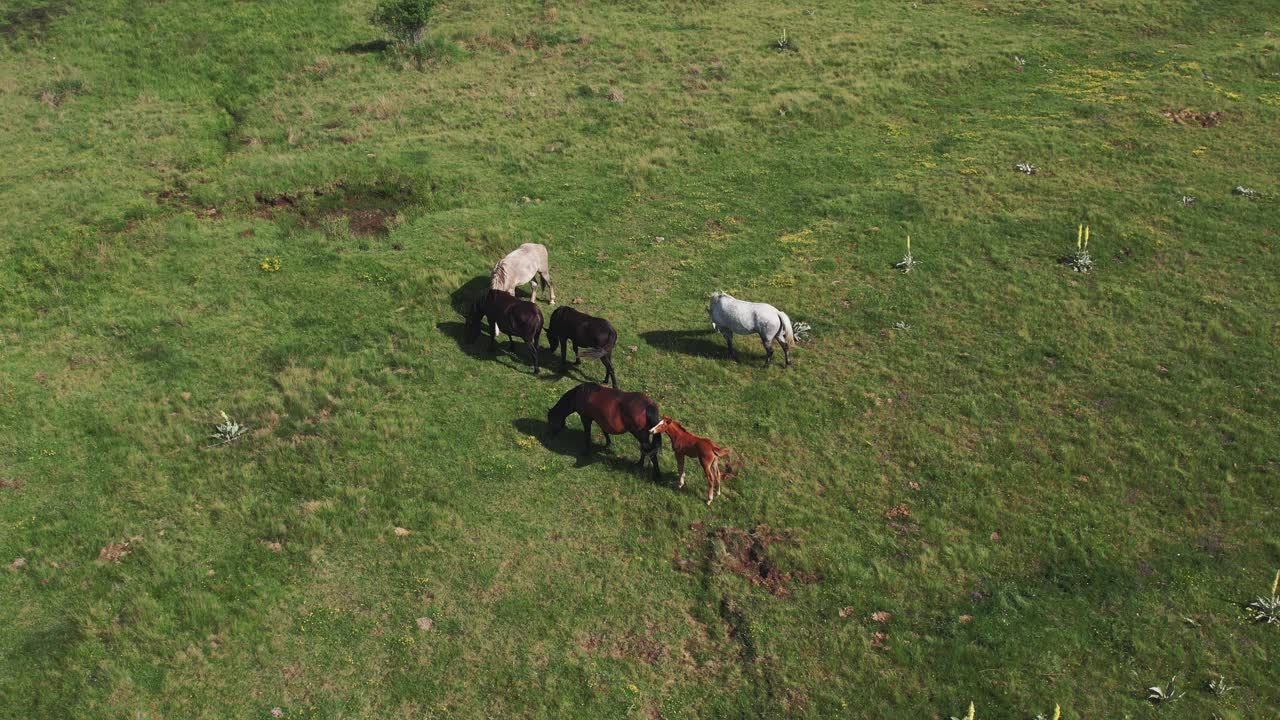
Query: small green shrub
401 35 466 68
36 78 86 107
372 0 439 45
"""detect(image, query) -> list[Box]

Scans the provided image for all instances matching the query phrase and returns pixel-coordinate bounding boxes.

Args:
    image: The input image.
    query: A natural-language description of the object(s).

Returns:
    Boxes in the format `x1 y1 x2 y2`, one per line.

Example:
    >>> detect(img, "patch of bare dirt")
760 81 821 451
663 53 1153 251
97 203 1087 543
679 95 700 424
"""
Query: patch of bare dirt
675 523 817 596
0 478 23 492
98 541 131 564
618 625 664 665
0 2 68 39
252 181 410 237
1161 108 1224 127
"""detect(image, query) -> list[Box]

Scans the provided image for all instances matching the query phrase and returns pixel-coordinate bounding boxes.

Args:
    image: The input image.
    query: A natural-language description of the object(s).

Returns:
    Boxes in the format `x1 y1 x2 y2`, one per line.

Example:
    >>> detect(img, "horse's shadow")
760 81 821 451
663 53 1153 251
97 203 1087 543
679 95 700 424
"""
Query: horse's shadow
538 354 614 386
449 275 493 316
440 275 546 373
338 39 390 54
639 329 726 361
512 417 667 479
436 320 547 373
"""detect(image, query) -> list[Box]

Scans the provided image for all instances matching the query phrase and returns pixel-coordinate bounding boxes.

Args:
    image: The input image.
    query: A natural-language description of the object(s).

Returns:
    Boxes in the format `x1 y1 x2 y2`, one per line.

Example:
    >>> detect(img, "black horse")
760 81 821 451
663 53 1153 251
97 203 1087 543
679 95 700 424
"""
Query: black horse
547 382 661 479
465 289 544 374
546 306 619 388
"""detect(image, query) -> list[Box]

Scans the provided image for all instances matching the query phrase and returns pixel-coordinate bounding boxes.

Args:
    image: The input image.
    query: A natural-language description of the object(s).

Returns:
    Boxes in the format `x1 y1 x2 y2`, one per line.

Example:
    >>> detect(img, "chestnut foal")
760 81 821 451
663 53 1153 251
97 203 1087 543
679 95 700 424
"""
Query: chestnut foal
648 417 732 505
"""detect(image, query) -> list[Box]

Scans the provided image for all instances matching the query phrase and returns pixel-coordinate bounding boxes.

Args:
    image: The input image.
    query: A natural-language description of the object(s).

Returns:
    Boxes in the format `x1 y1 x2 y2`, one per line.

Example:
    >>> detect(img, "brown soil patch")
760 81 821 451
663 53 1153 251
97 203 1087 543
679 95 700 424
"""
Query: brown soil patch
98 541 131 564
884 503 911 520
0 478 23 492
252 182 409 237
1161 109 1224 127
1 3 68 39
675 523 817 596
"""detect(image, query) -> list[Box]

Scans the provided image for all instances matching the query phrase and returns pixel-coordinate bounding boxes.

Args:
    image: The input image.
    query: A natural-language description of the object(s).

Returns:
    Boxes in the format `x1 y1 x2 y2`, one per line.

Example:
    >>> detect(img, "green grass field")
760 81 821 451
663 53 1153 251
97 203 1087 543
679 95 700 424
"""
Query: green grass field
2 1 1278 717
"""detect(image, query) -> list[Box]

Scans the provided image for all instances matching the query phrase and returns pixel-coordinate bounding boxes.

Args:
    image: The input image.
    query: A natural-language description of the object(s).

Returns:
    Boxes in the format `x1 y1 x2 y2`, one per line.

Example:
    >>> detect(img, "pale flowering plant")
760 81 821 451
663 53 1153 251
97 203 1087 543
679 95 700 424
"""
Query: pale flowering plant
1246 570 1280 624
1147 676 1183 704
1066 224 1093 273
895 235 918 273
210 411 247 444
1034 705 1061 720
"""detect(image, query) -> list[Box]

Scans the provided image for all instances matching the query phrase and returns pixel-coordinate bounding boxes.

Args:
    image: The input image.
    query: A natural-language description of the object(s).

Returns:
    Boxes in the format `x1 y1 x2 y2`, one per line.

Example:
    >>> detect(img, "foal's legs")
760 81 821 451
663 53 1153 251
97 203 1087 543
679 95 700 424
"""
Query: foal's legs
723 331 740 363
572 341 581 365
676 454 687 488
701 457 716 505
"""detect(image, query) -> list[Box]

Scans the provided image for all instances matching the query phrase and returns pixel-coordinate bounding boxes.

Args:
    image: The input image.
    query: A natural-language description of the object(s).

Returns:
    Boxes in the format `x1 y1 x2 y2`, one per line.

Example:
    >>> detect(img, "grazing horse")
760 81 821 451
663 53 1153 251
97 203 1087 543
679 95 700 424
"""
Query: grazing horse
491 243 555 304
707 291 795 367
465 289 544 374
547 383 660 478
648 417 733 505
546 306 619 388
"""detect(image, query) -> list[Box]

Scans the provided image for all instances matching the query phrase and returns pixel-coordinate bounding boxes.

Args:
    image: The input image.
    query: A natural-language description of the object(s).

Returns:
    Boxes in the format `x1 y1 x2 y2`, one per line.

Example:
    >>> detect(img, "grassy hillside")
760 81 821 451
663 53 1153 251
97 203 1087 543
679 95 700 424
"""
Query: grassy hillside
2 1 1278 717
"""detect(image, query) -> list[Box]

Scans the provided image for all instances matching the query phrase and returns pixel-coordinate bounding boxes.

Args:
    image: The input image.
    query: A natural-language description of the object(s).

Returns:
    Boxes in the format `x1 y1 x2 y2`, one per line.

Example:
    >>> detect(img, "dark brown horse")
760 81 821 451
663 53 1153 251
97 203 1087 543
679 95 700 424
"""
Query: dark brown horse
465 289 544 374
546 306 619 388
547 382 660 478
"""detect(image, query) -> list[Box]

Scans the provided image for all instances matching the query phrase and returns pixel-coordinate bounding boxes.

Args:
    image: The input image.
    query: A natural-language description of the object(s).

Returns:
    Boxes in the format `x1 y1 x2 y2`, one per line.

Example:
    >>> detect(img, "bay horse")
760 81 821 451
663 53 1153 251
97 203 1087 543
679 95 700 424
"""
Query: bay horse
707 291 795 367
465 289 544 374
491 243 555 304
547 383 660 479
648 417 733 505
546 306 619 388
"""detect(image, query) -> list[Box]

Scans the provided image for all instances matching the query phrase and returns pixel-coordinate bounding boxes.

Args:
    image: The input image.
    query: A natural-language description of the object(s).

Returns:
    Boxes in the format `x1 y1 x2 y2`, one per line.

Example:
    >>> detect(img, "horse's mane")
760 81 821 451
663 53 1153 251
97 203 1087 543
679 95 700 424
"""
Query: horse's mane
490 260 508 287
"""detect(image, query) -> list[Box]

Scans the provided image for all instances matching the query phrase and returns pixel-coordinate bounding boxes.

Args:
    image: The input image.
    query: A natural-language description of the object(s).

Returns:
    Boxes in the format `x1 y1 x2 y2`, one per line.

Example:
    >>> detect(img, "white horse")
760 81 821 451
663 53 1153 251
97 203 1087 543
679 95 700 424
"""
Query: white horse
491 243 555 304
707 292 795 367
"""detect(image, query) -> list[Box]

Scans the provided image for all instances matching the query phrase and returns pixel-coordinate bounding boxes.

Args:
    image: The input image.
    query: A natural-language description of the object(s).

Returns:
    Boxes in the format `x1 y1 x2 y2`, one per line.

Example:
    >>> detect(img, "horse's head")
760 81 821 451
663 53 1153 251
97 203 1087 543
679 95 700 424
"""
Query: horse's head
546 406 567 435
648 416 674 437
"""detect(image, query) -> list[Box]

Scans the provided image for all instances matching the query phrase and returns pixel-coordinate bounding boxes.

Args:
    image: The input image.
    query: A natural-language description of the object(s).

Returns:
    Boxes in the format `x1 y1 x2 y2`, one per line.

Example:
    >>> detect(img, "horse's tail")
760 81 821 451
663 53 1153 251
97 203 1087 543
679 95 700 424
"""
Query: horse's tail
777 311 795 344
530 307 544 345
578 324 617 359
644 403 661 448
716 446 736 477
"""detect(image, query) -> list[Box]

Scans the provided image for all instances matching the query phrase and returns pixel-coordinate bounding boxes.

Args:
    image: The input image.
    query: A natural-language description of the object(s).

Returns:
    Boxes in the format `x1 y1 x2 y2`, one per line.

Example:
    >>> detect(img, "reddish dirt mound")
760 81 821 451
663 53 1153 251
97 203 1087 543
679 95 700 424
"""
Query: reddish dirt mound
676 523 817 596
1161 109 1224 127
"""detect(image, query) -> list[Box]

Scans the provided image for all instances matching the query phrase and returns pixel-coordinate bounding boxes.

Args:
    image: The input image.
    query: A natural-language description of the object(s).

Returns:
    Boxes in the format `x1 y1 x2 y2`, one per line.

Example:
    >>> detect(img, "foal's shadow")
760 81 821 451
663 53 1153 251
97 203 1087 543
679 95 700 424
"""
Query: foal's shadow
512 418 662 477
639 329 725 361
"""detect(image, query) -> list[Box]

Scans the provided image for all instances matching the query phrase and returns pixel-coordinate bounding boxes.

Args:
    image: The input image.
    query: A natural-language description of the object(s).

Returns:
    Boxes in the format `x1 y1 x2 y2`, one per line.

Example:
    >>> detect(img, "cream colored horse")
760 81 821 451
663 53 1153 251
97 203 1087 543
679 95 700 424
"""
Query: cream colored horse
491 243 555 304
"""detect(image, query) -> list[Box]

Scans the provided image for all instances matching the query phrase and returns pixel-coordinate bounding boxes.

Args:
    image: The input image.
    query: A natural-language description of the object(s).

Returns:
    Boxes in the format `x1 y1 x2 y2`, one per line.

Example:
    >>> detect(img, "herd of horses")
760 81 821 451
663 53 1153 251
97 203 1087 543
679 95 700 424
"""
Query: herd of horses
465 243 793 504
